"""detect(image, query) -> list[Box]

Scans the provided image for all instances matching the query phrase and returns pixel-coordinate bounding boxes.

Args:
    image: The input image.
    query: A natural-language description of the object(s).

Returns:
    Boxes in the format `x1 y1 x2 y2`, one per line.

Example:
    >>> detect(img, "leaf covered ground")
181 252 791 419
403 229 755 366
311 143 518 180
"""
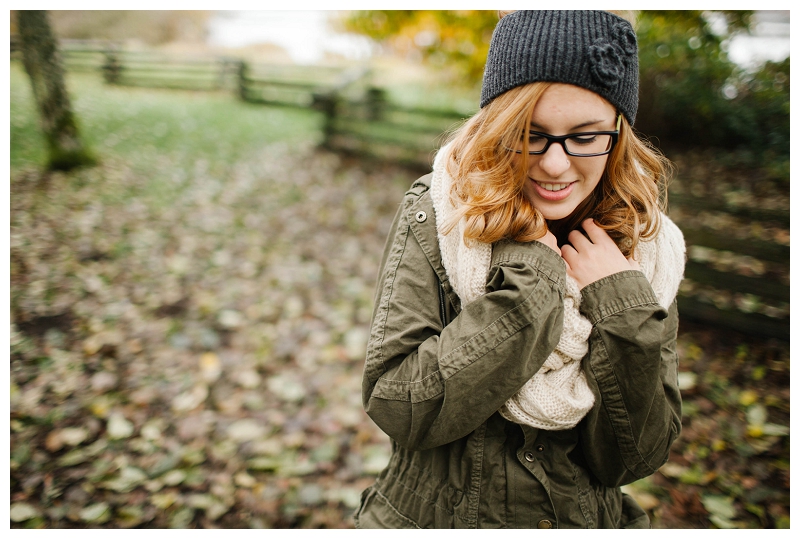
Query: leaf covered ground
10 68 789 529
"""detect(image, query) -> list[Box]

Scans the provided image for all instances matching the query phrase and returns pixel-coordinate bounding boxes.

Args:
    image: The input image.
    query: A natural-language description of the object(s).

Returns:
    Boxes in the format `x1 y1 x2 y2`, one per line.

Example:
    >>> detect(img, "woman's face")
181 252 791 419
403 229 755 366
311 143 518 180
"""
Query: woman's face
519 83 617 221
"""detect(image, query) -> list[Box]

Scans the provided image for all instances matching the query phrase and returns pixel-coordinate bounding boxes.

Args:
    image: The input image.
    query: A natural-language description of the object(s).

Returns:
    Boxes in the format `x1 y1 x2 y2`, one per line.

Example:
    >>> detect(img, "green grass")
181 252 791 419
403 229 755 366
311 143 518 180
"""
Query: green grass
10 61 323 176
11 61 325 213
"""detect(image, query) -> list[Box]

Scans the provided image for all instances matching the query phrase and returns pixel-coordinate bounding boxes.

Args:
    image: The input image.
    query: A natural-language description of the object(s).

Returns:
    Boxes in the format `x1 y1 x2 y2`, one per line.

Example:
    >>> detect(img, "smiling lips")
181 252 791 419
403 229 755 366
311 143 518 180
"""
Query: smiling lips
532 179 575 201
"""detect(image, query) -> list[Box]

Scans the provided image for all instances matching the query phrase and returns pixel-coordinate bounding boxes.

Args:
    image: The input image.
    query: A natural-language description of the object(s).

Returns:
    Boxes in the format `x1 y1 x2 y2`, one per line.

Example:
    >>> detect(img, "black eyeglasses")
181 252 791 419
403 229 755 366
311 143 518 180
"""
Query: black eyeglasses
507 115 621 157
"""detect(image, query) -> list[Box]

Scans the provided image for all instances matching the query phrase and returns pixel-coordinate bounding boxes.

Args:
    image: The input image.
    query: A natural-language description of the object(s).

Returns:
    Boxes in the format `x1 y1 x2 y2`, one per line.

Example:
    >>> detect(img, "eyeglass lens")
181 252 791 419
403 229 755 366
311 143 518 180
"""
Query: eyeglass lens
527 133 613 155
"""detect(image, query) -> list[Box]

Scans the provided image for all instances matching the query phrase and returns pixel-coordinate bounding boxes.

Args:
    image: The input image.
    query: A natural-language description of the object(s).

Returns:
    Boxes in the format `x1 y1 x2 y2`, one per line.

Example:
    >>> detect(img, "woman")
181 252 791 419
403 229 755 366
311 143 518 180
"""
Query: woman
355 10 685 529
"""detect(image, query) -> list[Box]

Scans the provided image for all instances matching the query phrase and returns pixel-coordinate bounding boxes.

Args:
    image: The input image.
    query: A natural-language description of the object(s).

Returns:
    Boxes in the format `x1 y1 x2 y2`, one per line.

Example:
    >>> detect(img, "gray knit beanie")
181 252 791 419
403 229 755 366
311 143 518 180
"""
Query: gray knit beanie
480 10 639 125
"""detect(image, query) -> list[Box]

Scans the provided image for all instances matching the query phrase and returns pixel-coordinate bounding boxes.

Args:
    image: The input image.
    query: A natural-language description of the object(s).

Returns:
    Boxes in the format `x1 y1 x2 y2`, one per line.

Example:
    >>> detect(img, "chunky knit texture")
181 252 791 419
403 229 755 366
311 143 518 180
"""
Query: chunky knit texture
430 143 685 430
480 10 640 125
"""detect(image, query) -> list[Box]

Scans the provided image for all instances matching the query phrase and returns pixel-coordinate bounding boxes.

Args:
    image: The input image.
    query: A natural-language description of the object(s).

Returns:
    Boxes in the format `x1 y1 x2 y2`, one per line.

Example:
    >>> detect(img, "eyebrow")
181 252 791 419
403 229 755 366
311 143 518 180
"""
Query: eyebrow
529 119 609 131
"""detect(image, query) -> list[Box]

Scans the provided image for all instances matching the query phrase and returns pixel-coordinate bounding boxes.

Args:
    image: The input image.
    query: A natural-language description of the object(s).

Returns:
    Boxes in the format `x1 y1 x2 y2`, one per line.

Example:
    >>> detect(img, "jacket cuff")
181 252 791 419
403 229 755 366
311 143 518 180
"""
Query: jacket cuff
491 239 566 289
580 270 660 325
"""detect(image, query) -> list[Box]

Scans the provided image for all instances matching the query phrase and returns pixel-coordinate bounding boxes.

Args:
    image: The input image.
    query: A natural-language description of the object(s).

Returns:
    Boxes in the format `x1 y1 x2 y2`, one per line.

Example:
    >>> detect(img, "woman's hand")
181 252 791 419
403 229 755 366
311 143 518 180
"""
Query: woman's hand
535 228 561 255
561 219 639 289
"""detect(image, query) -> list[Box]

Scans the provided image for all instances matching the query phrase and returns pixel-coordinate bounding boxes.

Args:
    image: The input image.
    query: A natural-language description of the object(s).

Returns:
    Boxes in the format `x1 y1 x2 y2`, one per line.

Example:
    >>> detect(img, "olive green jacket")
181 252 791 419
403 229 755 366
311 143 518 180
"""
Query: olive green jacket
355 175 682 529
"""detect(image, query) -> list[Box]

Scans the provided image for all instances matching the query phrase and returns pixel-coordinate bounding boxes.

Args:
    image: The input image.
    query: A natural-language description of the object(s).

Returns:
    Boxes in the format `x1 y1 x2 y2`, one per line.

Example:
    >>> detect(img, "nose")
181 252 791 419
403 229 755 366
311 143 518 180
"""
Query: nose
535 141 571 178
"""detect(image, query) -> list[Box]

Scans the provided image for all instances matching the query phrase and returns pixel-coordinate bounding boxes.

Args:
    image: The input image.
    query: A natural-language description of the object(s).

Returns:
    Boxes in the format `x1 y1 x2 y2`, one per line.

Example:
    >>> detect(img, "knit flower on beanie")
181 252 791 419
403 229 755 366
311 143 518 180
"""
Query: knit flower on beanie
589 22 638 88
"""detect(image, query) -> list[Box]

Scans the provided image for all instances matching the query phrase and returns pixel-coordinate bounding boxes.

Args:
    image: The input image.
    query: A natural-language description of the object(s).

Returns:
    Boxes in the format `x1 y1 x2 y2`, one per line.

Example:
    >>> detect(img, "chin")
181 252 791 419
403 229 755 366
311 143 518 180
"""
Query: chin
537 206 578 222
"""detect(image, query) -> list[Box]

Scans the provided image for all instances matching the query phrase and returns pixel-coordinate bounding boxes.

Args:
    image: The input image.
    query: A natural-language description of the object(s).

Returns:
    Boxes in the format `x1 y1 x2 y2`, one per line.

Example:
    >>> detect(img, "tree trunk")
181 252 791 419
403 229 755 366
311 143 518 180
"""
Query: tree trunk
17 10 96 171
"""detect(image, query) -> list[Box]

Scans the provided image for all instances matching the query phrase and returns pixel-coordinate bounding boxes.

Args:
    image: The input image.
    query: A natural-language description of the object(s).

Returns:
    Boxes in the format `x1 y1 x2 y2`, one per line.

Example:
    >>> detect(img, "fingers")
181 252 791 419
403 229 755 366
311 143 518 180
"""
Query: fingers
560 242 577 266
567 228 592 252
581 218 612 245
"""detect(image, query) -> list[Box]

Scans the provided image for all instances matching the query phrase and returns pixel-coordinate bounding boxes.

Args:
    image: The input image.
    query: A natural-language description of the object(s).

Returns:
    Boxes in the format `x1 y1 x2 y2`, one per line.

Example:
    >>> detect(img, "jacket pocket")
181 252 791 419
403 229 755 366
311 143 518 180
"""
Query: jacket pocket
354 486 421 529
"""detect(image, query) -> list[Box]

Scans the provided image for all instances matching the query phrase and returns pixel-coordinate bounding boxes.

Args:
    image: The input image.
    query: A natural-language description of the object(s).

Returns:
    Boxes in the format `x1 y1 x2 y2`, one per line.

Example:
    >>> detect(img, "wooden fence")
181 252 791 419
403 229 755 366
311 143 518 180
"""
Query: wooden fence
241 64 369 108
667 186 789 341
12 38 789 340
60 39 120 73
102 51 241 92
46 40 370 108
315 88 471 167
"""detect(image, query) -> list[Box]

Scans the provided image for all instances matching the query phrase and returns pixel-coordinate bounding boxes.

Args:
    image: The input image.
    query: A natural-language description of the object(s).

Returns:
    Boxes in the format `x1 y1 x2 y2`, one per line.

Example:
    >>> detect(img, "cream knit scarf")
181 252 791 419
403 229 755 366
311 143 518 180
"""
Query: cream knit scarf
430 142 686 430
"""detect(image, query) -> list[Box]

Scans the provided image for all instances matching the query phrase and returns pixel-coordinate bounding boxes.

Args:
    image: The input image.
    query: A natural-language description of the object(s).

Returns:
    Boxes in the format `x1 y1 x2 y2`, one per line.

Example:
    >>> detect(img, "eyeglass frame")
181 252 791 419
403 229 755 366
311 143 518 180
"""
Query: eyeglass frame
507 114 622 157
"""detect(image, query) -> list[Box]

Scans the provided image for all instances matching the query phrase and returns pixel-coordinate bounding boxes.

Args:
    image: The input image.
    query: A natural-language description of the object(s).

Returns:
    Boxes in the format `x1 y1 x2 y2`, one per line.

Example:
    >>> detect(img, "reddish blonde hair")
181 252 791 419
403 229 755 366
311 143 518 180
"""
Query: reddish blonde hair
442 82 670 257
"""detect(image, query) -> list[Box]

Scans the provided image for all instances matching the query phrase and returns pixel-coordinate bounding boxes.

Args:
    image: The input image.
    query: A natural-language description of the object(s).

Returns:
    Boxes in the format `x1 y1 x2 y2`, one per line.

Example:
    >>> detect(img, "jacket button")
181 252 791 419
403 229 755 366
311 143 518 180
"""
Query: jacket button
524 451 535 462
537 519 553 529
415 210 427 222
537 444 544 452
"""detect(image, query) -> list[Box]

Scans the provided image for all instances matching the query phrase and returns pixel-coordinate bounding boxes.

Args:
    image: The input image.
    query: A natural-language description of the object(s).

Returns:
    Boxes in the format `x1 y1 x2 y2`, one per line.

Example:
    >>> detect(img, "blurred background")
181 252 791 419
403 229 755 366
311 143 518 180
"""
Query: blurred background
9 10 789 529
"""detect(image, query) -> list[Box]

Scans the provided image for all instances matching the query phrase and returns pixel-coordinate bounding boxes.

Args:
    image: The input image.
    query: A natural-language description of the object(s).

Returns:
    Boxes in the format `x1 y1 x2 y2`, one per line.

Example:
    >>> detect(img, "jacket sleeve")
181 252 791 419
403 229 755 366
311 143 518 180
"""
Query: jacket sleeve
363 191 566 451
577 270 682 487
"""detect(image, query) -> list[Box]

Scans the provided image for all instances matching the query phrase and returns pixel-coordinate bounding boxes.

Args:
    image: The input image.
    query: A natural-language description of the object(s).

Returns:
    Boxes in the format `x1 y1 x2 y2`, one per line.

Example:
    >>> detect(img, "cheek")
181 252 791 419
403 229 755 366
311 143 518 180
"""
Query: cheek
581 157 608 187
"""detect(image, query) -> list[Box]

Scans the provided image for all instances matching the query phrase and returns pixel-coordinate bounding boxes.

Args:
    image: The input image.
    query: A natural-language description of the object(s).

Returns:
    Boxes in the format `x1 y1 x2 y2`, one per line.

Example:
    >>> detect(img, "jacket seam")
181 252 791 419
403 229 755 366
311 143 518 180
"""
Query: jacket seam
380 369 442 386
365 211 412 384
570 457 594 528
467 422 486 528
590 300 661 326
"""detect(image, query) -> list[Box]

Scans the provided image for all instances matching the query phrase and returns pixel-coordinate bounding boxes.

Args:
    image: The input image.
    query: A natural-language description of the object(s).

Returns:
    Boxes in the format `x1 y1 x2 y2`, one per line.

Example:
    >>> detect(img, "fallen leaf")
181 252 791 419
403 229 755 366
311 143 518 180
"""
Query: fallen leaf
234 471 256 488
659 462 688 478
228 418 267 442
161 469 187 486
218 309 244 328
199 352 222 383
738 390 758 407
79 502 111 524
101 466 148 493
10 502 41 522
107 413 135 439
61 427 90 447
761 423 789 436
45 431 65 453
678 371 697 391
172 384 209 412
151 491 179 509
267 374 306 403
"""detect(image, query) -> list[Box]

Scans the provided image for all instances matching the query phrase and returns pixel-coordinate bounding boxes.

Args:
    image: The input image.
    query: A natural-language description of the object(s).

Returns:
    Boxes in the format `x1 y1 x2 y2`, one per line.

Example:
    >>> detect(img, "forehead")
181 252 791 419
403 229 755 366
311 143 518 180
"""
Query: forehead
531 83 616 125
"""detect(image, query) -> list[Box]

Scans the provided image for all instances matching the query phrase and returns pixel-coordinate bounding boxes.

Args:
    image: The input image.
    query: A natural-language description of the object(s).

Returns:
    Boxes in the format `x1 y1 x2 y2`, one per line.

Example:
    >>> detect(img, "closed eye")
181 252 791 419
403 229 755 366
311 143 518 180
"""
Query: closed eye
570 135 599 145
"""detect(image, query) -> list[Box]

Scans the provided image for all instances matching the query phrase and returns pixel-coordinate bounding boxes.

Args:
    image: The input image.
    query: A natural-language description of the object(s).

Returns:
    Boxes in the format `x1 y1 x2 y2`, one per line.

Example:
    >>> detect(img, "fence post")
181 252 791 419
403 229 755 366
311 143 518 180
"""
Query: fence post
317 92 338 149
237 61 248 101
366 86 386 122
102 49 120 84
217 58 228 91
